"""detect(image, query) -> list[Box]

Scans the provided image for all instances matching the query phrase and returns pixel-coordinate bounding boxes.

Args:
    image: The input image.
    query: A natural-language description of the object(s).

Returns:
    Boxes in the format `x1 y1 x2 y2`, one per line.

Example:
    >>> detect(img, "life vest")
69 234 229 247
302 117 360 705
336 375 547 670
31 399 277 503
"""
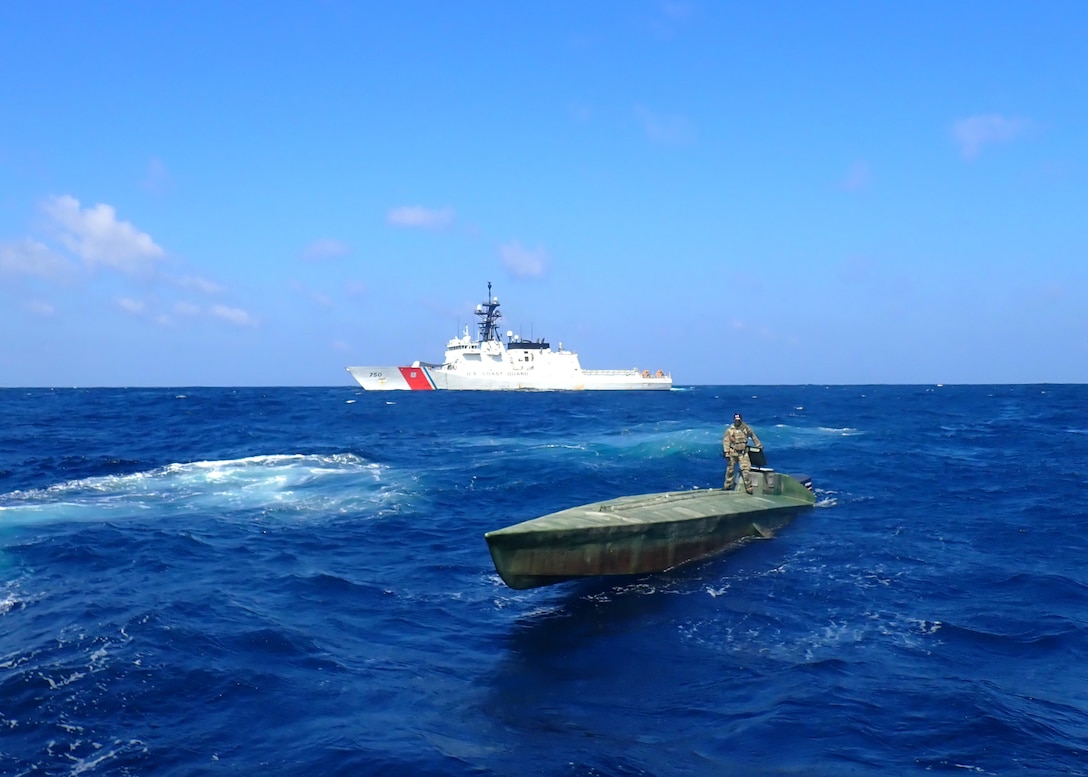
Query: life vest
726 424 751 452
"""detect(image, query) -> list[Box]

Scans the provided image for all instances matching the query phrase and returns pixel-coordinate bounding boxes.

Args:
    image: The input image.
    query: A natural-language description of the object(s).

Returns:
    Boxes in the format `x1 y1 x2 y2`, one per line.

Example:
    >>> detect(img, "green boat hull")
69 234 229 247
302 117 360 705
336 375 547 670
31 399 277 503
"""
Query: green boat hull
484 470 815 589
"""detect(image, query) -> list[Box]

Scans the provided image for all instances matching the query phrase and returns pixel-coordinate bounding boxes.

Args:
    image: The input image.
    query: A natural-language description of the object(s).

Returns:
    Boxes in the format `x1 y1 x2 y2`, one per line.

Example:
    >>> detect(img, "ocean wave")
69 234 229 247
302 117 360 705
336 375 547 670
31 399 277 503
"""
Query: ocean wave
452 422 844 469
815 426 864 437
680 605 944 666
0 453 405 526
454 423 720 457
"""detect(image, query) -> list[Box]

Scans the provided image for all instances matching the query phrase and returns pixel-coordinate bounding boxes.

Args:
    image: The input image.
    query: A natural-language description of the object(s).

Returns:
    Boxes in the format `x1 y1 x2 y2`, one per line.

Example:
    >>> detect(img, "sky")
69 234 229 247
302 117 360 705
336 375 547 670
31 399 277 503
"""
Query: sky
2 1 1086 386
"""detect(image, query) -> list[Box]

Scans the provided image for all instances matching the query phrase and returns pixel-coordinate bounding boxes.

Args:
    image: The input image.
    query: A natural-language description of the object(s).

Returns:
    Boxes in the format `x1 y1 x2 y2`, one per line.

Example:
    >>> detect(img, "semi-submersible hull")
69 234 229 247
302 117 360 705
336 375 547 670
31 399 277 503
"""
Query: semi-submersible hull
485 470 815 590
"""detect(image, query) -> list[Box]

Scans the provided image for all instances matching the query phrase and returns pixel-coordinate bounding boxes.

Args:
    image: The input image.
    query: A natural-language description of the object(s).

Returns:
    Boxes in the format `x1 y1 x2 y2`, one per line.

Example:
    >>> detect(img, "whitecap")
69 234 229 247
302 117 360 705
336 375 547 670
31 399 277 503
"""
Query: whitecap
0 453 410 527
816 426 863 436
0 592 20 615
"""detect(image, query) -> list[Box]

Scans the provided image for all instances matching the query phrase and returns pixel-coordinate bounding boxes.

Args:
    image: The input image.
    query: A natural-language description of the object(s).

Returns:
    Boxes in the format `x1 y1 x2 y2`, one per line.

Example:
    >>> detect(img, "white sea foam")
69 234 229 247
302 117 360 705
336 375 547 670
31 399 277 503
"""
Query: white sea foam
682 605 941 664
68 739 149 775
0 595 19 617
0 453 405 526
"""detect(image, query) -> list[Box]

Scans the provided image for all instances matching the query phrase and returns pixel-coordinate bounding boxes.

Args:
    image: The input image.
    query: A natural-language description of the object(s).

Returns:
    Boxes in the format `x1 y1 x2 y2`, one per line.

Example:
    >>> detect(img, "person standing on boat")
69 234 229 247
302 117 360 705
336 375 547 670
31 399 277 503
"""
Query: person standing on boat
723 413 762 494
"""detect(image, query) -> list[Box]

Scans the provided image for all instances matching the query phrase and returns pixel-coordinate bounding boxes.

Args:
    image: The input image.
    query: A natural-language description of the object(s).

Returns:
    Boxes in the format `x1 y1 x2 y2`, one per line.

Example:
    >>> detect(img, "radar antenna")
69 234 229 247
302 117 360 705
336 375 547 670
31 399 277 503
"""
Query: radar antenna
476 281 503 342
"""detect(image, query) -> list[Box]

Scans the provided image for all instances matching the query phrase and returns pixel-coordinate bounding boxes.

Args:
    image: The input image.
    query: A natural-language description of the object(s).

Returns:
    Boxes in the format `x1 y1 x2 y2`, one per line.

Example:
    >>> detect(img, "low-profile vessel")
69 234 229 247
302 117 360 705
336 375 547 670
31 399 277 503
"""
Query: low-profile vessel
347 282 671 391
485 457 815 590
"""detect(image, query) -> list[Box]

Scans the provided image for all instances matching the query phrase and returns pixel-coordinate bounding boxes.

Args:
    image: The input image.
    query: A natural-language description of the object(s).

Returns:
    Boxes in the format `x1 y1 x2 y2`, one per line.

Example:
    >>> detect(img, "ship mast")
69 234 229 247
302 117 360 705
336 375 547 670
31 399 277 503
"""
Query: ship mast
476 281 503 343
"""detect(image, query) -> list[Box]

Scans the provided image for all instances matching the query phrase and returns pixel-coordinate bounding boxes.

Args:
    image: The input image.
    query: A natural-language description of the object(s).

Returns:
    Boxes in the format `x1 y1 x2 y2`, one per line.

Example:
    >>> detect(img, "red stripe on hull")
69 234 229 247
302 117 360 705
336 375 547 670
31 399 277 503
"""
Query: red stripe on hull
398 366 435 390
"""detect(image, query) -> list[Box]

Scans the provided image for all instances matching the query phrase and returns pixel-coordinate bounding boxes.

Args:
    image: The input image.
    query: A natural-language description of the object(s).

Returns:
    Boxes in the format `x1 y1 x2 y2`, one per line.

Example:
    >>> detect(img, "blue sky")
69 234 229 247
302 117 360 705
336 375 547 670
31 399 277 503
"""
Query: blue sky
2 1 1085 386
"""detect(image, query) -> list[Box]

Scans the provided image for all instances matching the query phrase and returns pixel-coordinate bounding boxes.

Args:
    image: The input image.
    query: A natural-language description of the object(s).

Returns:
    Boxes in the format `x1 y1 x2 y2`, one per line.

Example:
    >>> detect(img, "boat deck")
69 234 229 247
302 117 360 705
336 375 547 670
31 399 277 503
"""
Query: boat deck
484 471 816 588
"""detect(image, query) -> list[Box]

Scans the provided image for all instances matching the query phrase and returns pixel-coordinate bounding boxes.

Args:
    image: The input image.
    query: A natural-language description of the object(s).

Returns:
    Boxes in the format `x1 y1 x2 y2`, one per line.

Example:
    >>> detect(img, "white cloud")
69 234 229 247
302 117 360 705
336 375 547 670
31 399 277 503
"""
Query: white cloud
499 241 549 279
635 104 695 144
301 238 350 261
952 114 1029 159
386 205 454 230
25 299 56 316
0 238 76 280
42 195 165 272
288 280 334 309
210 304 257 327
174 301 202 316
168 274 224 294
170 300 256 327
117 297 146 315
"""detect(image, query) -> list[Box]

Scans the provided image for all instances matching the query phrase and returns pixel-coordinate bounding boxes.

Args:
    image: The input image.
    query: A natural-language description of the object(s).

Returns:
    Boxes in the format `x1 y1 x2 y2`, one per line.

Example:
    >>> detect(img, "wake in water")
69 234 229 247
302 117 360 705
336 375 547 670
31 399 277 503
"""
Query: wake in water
0 453 407 527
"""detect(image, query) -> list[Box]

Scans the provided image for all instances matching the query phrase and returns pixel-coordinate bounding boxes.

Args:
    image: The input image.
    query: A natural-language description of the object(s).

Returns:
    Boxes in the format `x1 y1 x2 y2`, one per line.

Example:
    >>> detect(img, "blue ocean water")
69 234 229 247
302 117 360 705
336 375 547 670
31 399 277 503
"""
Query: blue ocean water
1 385 1087 776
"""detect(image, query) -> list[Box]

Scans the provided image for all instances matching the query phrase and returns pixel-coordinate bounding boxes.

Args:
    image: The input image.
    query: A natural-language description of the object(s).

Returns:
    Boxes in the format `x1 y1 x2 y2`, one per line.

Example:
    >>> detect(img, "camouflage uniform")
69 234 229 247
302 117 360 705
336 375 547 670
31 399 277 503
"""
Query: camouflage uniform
723 415 762 493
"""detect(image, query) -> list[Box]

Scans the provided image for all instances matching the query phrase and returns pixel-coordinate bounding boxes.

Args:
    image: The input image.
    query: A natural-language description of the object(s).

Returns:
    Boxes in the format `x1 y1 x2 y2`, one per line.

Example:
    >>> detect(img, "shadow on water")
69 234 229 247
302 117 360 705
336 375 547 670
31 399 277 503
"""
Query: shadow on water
477 550 791 775
481 575 680 751
487 538 768 672
502 576 669 653
494 527 783 662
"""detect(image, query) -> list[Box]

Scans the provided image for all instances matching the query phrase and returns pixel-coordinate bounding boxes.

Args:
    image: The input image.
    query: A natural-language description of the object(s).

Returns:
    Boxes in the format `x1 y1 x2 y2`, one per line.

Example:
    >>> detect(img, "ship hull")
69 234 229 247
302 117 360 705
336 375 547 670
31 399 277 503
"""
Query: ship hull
346 366 437 391
485 471 815 589
347 365 672 391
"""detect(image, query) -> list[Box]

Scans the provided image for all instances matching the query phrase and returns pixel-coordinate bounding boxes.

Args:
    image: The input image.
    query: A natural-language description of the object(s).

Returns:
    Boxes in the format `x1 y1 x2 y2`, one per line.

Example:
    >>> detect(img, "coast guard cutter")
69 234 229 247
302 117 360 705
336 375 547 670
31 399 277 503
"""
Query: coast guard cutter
347 283 672 391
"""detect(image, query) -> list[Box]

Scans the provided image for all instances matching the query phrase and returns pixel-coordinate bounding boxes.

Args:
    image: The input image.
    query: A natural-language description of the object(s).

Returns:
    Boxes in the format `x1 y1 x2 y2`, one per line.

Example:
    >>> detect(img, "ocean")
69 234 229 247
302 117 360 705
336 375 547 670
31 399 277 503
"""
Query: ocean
1 385 1086 776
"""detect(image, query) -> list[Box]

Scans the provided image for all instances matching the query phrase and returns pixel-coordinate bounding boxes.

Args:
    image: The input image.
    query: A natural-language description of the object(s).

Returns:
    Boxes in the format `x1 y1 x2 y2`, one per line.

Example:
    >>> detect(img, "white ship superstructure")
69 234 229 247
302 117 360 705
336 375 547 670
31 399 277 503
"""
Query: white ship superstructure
347 283 671 391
